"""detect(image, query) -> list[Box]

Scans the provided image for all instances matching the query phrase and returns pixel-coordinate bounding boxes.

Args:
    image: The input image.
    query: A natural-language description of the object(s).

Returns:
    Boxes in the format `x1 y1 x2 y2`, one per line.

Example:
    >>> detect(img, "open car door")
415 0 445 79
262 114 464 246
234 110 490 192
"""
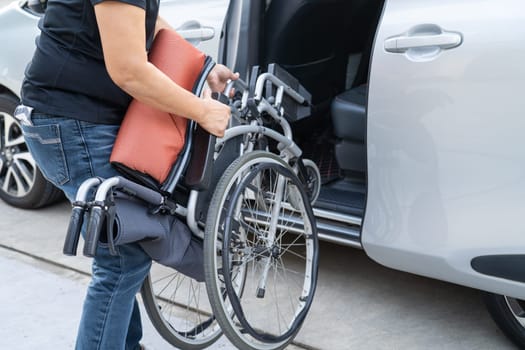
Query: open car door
364 0 525 300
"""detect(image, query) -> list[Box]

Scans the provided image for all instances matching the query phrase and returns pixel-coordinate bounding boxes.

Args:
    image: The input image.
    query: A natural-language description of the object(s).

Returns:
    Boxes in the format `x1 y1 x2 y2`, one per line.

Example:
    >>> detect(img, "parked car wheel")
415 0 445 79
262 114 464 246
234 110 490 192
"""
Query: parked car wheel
0 92 63 208
483 292 525 348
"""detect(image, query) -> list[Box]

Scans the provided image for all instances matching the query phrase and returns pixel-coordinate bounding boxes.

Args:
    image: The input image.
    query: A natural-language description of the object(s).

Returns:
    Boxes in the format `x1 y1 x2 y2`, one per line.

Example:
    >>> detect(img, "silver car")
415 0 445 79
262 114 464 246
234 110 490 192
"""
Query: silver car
0 0 227 208
1 0 524 347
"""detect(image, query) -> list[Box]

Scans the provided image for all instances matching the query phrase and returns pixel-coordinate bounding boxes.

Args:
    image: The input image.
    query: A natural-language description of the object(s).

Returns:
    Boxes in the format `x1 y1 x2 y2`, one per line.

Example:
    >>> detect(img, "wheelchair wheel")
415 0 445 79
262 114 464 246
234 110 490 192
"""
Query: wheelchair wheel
293 158 321 205
204 151 319 350
141 264 222 349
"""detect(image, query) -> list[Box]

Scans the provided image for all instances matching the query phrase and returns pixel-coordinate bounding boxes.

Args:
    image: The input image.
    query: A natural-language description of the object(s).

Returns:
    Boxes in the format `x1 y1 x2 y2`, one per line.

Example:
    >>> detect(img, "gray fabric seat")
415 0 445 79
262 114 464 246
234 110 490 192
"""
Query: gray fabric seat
100 194 205 281
332 85 367 141
331 85 367 173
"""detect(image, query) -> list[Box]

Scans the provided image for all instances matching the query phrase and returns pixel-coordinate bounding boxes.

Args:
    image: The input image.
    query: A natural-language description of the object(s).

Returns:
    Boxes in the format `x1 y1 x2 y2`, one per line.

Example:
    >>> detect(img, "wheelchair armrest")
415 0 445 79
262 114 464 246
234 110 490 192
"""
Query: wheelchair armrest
265 63 312 122
184 125 216 191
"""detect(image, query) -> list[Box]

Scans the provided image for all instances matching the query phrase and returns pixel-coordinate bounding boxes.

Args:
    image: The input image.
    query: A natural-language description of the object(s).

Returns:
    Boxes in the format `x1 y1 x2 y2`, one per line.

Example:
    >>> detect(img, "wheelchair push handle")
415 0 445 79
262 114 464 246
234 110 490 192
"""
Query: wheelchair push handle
63 204 85 256
83 205 105 258
63 177 103 256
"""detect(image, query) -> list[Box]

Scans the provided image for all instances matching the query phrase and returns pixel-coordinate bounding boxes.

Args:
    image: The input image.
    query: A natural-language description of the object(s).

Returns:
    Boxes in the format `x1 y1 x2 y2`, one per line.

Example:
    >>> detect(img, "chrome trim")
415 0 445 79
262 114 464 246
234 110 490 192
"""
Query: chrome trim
313 207 362 227
94 177 121 201
186 190 200 235
218 124 302 158
74 178 103 202
318 233 362 249
186 190 205 239
242 205 363 248
253 72 306 105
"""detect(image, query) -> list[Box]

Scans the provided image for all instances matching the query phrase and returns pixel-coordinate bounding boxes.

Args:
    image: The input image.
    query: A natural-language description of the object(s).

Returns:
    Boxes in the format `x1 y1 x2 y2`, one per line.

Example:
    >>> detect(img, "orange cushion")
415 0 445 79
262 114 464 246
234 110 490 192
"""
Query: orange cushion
110 28 208 184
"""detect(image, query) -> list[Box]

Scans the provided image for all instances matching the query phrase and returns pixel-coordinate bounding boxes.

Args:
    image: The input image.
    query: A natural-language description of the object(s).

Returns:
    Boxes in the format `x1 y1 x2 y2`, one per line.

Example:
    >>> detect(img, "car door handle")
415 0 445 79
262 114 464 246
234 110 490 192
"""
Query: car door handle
177 27 215 41
176 20 215 44
385 28 462 53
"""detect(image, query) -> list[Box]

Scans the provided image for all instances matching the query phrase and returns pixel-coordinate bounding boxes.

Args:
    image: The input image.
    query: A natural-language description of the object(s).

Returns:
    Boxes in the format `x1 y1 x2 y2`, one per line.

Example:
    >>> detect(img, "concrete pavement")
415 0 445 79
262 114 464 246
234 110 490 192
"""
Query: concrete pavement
0 199 517 349
0 246 244 350
2 249 156 349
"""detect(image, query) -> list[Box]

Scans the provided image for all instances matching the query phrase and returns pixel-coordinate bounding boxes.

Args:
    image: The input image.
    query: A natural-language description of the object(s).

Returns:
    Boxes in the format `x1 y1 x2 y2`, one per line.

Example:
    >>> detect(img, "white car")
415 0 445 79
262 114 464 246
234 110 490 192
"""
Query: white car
0 0 524 347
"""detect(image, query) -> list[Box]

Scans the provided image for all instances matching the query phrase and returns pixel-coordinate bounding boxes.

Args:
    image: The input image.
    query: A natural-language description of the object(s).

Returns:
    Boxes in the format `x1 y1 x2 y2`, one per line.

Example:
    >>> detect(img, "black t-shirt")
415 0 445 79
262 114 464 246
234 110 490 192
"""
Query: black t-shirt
21 0 159 124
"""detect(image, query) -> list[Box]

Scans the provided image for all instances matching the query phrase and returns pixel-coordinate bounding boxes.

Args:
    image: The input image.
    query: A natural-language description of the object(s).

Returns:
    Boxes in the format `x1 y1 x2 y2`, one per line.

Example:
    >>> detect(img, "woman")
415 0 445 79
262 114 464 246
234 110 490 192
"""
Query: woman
19 0 237 347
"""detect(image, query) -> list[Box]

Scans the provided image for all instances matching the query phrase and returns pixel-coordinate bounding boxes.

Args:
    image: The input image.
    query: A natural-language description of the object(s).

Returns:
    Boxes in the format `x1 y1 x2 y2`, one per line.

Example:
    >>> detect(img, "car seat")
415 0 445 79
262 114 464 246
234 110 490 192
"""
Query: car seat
330 84 367 173
262 0 348 114
330 0 384 174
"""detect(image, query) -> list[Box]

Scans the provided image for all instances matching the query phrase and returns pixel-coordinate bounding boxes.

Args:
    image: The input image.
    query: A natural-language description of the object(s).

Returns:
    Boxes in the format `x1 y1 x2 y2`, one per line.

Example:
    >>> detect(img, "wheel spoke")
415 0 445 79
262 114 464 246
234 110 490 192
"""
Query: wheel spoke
151 271 179 286
0 111 37 199
142 269 221 347
2 113 24 148
13 151 37 168
12 157 36 188
1 112 10 149
278 242 307 261
506 297 525 327
7 134 25 148
3 167 27 196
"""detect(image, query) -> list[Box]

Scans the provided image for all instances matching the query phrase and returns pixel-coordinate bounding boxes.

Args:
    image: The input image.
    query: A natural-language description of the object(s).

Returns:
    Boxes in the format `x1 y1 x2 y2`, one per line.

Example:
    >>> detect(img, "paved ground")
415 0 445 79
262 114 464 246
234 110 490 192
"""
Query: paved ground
0 199 517 349
0 248 236 350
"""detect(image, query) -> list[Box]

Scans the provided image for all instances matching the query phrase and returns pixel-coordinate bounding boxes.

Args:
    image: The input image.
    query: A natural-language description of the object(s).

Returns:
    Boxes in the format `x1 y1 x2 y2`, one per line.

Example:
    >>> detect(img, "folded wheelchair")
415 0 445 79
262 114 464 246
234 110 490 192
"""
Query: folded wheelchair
63 29 320 350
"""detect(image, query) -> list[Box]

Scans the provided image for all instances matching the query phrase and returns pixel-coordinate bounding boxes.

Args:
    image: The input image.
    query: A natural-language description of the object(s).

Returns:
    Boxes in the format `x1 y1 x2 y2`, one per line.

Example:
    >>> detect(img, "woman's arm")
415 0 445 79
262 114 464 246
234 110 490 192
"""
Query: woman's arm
154 16 173 37
154 15 239 93
94 1 231 136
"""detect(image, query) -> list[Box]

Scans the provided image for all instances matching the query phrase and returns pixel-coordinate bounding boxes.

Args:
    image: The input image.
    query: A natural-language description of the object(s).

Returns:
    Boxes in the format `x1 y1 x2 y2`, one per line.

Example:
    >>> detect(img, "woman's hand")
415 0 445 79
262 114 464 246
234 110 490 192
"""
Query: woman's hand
207 64 239 96
198 65 238 137
195 89 231 137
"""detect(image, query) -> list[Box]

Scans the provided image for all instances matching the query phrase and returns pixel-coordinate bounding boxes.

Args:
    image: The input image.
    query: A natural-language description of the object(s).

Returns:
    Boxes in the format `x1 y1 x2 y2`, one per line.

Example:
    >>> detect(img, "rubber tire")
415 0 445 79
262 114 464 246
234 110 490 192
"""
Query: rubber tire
141 273 222 349
204 151 319 350
297 158 321 204
483 292 525 348
0 92 63 208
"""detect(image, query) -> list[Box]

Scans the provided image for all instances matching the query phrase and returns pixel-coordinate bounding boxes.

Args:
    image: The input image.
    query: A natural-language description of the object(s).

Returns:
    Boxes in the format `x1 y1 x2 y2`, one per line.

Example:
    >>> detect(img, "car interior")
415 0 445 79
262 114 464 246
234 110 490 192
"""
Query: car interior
23 0 386 244
260 0 385 227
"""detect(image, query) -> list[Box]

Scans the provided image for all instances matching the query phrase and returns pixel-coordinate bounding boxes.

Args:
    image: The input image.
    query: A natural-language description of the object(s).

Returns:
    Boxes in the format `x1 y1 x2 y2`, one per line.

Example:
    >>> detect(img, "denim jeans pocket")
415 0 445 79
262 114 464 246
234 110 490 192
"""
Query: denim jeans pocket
21 123 70 186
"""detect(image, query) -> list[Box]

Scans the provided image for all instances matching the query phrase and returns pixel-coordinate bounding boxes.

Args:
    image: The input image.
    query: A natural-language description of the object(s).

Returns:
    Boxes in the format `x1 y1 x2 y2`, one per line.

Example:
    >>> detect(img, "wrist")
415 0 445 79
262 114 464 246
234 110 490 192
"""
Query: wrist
190 96 207 124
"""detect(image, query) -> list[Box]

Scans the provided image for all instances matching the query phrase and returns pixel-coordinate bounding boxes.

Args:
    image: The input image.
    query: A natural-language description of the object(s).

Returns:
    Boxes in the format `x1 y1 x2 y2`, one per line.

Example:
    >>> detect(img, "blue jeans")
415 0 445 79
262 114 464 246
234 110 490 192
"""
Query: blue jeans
21 113 151 350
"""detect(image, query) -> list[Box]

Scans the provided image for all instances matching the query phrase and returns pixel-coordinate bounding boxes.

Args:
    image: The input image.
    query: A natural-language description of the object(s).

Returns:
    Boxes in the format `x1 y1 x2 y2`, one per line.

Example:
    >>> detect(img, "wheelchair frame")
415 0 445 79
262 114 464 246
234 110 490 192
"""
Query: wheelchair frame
63 65 319 350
